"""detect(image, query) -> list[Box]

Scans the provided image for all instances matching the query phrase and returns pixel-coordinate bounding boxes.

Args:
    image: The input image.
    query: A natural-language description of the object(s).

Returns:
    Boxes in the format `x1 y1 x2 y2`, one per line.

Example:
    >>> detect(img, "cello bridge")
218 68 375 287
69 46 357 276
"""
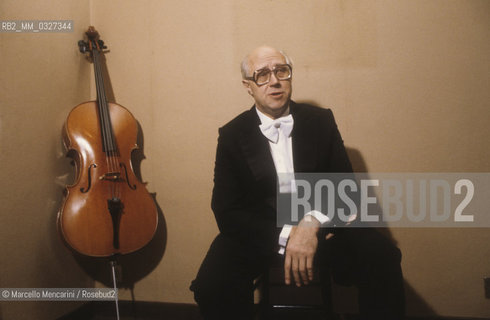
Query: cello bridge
99 172 123 182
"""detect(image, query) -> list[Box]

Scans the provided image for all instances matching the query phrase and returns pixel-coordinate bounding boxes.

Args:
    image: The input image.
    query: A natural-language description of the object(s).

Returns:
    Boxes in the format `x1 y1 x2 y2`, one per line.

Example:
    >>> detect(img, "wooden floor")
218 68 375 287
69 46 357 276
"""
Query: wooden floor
58 301 489 320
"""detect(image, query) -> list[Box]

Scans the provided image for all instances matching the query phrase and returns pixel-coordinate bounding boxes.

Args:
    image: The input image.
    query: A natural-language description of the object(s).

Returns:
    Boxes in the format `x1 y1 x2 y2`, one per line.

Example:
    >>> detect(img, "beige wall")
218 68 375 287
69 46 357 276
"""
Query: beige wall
1 0 489 319
0 1 94 319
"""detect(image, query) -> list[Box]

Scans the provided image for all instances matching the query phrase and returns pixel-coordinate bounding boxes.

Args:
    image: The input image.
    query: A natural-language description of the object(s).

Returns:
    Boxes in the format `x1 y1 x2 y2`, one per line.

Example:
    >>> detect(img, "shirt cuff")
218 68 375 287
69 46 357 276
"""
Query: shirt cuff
304 210 331 225
278 224 292 255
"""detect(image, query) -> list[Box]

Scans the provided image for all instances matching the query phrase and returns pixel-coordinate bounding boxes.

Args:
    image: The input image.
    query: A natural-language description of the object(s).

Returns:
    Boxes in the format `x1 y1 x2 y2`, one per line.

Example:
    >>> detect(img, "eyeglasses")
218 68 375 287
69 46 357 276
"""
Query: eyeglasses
245 64 292 86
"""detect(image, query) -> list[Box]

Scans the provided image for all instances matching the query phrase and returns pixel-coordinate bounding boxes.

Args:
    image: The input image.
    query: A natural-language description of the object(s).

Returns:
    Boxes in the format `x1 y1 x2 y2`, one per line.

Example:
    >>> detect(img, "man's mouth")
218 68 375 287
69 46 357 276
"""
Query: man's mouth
269 92 283 97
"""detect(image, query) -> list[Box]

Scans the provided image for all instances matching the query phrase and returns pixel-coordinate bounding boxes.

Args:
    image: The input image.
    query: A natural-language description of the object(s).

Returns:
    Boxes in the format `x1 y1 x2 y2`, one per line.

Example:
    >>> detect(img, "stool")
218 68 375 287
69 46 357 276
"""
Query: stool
256 254 335 320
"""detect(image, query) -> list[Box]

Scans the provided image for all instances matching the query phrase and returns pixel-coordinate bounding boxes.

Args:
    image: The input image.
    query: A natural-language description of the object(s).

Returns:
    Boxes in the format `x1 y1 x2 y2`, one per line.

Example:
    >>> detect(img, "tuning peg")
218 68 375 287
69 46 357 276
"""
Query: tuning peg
98 40 107 50
78 40 88 53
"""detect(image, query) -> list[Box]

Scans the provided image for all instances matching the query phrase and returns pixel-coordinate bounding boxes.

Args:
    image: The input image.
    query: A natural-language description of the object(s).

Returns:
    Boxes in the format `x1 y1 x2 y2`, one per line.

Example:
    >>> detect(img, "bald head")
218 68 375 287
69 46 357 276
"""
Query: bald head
241 46 292 79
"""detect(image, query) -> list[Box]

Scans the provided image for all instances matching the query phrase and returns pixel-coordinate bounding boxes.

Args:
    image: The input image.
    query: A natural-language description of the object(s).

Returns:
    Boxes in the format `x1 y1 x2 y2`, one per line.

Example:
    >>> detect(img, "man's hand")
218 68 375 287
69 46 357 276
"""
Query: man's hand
284 216 320 287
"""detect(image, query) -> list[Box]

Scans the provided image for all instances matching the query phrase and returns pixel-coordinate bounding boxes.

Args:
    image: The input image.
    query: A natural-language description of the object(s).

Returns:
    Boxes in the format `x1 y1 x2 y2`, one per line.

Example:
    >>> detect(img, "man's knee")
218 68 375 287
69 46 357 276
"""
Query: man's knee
190 234 264 319
190 273 230 305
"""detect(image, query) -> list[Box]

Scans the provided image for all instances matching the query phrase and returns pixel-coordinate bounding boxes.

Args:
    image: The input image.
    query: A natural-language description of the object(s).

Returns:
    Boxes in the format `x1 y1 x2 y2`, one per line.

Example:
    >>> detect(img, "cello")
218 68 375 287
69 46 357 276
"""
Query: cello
58 27 158 258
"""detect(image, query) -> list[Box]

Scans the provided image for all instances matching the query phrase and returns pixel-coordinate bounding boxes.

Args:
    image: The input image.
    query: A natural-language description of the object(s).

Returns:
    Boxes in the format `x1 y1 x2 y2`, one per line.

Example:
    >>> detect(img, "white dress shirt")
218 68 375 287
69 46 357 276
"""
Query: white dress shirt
255 107 330 254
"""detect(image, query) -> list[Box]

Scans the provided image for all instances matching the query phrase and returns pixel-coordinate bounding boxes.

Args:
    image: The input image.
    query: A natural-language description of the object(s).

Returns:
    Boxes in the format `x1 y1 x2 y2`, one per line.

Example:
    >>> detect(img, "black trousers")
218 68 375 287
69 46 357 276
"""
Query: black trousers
190 228 405 320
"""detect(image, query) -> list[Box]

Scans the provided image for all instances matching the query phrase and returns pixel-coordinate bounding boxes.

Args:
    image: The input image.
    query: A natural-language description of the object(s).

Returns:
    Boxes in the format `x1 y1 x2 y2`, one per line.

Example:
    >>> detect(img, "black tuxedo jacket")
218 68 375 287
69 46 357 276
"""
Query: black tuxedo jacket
211 101 353 255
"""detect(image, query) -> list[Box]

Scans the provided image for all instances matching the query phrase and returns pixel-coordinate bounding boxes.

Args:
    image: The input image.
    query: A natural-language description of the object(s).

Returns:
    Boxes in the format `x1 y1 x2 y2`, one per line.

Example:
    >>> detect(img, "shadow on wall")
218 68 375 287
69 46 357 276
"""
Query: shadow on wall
342 147 436 316
295 100 437 316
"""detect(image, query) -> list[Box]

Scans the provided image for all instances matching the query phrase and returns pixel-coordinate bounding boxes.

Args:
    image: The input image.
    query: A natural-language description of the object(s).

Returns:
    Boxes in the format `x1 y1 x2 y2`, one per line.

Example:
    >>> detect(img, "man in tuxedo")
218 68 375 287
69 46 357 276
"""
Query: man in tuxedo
190 46 405 319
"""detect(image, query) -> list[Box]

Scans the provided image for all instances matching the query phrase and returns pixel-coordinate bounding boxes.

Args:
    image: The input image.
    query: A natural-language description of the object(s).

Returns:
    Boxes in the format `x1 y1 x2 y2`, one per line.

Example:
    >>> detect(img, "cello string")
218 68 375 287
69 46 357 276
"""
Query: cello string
93 47 117 200
93 47 120 252
93 44 120 201
93 49 109 156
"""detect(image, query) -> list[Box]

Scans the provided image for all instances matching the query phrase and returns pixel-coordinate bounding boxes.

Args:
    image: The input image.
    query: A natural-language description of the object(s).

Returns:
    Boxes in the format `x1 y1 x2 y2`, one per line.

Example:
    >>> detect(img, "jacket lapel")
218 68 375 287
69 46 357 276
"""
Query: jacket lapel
290 102 318 172
239 107 277 183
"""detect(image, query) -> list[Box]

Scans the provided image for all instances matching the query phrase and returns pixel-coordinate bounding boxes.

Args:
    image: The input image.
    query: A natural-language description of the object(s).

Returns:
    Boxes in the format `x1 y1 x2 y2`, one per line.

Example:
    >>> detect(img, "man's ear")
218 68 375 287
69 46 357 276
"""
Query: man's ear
242 80 253 96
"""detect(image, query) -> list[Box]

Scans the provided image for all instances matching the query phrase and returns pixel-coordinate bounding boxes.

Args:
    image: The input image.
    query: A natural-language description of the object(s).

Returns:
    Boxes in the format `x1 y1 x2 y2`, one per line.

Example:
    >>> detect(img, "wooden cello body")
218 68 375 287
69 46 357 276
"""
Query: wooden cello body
58 27 157 257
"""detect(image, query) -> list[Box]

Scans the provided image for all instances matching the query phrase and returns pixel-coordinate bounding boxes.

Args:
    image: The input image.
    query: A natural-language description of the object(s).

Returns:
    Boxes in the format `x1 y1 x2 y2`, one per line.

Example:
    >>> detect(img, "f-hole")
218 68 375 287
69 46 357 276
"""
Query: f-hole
120 163 136 190
80 164 97 193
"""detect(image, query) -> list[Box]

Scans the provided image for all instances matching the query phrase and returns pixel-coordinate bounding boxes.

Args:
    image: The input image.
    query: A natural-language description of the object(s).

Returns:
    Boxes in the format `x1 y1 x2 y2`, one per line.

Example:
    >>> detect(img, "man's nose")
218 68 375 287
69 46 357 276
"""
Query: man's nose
269 72 280 86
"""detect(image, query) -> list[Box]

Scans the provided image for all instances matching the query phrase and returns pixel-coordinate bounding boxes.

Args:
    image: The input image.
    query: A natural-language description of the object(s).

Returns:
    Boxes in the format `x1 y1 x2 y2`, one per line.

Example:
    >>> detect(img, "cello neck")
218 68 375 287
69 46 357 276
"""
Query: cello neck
91 42 118 156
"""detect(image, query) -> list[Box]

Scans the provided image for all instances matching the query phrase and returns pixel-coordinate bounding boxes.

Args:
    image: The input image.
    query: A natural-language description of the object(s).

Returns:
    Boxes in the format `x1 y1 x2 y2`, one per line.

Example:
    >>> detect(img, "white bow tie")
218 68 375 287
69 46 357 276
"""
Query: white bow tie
259 114 294 143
